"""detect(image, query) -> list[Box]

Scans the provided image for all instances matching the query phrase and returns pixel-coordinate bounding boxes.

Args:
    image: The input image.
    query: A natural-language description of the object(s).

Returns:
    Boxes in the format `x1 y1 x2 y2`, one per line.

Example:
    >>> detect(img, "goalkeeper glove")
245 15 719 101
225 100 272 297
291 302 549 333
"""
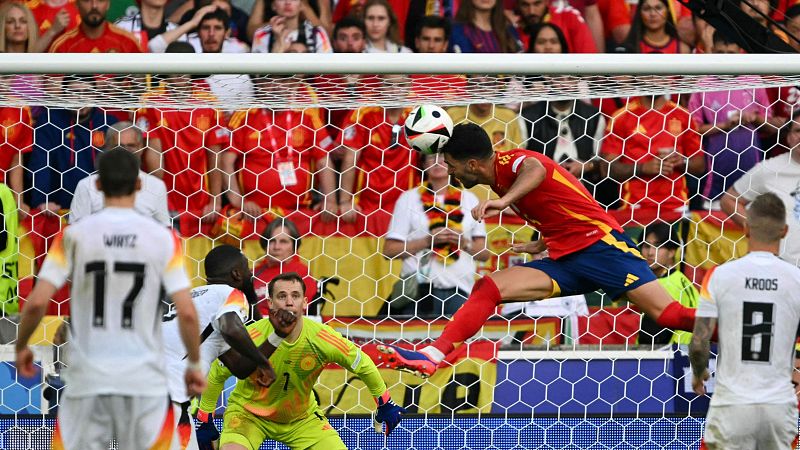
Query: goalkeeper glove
194 409 220 450
374 391 405 436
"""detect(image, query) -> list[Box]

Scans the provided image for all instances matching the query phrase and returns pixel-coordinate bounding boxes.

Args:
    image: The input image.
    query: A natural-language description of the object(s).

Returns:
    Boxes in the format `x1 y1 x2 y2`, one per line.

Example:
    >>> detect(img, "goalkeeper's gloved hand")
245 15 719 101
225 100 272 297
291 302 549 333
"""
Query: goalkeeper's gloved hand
374 391 405 436
194 409 220 450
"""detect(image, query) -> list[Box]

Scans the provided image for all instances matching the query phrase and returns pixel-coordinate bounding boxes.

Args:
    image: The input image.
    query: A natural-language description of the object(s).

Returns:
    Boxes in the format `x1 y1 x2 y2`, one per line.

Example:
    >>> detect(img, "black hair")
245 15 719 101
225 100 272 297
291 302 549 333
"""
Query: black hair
204 245 246 280
260 218 301 252
200 9 231 30
440 123 494 161
416 15 451 40
711 30 738 47
623 0 679 53
268 271 306 297
526 23 570 53
333 16 366 40
785 3 800 19
165 41 197 53
97 147 140 197
643 222 681 250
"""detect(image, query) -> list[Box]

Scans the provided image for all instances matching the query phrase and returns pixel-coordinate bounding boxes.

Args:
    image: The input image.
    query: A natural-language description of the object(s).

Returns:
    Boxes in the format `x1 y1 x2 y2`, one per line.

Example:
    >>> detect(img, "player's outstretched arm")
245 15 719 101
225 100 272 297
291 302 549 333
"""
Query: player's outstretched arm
15 279 59 377
172 288 206 396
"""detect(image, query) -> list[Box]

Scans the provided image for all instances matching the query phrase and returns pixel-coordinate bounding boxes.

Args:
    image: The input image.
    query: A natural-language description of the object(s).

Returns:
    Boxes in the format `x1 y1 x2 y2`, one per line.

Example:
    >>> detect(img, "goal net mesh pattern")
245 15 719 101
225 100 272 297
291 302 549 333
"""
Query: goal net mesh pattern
0 69 797 449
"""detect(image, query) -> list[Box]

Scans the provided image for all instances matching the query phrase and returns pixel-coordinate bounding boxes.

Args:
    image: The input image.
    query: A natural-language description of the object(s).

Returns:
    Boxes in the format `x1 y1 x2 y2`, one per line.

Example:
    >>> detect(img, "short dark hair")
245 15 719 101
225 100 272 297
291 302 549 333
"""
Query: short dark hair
268 272 306 297
333 16 366 39
747 192 786 242
440 123 494 161
416 15 451 40
204 245 245 280
200 9 230 30
97 147 140 197
712 30 738 47
642 222 681 250
260 218 301 251
165 41 197 53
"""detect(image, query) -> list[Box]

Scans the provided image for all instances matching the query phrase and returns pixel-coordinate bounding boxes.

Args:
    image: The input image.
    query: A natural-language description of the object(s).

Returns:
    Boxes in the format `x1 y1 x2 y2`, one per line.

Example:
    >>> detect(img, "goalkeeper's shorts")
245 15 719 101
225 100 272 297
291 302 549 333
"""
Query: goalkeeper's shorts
220 404 347 450
52 394 173 450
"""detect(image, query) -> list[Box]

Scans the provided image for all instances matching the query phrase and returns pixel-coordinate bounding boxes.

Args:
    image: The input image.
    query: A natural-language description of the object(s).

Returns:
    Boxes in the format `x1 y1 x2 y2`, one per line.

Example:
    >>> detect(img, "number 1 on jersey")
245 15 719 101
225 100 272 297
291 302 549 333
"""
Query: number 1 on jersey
85 261 146 328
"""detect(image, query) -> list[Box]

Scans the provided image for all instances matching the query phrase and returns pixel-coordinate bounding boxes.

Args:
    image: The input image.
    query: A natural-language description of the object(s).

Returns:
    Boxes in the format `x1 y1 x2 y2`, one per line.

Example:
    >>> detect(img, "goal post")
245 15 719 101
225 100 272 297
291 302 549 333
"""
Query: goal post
0 53 797 448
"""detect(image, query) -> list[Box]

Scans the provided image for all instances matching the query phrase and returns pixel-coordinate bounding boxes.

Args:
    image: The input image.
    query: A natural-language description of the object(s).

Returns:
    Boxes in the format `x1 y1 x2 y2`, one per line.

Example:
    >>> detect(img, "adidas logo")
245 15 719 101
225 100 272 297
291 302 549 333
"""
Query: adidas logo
624 274 639 287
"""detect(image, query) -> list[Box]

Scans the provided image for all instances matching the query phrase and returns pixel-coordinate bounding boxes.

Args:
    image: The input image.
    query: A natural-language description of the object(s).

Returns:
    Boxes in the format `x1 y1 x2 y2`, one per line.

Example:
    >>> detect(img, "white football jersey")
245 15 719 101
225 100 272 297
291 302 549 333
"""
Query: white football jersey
162 284 250 403
37 207 190 398
697 251 800 406
69 172 170 226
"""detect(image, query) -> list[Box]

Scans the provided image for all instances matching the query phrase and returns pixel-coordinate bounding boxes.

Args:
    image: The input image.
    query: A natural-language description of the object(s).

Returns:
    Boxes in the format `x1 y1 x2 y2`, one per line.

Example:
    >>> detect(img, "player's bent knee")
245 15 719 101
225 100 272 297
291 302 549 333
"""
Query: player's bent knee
490 267 557 301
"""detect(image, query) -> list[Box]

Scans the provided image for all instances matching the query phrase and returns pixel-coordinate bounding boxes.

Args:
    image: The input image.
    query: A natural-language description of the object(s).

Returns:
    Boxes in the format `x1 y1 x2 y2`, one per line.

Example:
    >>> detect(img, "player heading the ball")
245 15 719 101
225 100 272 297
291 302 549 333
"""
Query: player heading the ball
378 122 698 378
16 148 206 449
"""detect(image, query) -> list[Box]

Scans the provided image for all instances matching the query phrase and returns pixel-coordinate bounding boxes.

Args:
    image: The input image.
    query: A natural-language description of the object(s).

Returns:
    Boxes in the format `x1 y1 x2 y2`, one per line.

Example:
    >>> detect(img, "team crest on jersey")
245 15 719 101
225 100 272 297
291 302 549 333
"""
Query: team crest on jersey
668 118 683 135
300 354 316 371
498 154 512 165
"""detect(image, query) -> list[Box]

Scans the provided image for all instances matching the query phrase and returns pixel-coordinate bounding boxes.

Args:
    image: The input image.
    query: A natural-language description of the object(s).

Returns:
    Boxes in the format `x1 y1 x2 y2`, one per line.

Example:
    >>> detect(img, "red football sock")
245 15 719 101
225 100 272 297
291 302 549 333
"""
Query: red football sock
431 276 503 356
655 301 696 332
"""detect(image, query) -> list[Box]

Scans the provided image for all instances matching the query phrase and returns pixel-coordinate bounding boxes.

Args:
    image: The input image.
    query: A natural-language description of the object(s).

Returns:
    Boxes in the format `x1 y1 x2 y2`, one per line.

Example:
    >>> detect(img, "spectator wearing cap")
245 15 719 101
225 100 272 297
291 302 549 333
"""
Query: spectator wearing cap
49 0 142 52
253 218 317 316
69 121 169 225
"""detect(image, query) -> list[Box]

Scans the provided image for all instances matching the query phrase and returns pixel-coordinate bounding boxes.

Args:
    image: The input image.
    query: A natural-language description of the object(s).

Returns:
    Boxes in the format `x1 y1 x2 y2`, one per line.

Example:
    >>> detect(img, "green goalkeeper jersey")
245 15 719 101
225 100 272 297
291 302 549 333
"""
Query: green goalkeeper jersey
199 317 387 424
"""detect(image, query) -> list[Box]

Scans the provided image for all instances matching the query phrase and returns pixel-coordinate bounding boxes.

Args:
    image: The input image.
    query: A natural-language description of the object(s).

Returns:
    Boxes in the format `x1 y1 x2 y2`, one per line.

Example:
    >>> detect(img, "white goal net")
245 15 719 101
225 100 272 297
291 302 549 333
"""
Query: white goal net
0 53 798 449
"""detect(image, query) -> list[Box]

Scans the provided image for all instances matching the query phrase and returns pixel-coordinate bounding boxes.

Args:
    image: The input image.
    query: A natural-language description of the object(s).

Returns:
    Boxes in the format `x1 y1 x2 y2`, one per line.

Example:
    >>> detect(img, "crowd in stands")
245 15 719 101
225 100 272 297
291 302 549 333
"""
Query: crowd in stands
1 0 800 329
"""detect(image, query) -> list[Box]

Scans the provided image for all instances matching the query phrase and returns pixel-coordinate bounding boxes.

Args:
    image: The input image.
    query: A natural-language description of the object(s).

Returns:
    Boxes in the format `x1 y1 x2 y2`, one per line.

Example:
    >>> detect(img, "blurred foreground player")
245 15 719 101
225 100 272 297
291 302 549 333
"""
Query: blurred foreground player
194 272 405 450
690 192 800 450
378 123 697 377
15 148 205 449
162 245 276 450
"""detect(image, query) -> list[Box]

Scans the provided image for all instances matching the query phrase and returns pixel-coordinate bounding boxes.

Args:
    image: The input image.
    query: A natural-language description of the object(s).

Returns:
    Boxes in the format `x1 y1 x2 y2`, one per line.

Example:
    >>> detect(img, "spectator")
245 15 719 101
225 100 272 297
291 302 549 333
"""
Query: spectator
248 0 332 39
687 32 768 210
114 0 180 51
383 153 488 318
521 30 613 205
69 122 169 225
512 0 597 53
596 0 630 47
142 3 217 52
362 0 411 53
26 0 79 39
451 0 521 53
223 76 337 229
28 75 118 214
623 0 690 53
638 221 698 346
49 0 142 52
340 75 419 224
721 112 800 266
253 218 317 315
333 0 410 42
0 106 33 215
251 0 332 53
409 16 467 100
136 44 228 236
189 9 253 106
602 95 705 224
1 2 49 53
179 0 250 45
332 15 366 53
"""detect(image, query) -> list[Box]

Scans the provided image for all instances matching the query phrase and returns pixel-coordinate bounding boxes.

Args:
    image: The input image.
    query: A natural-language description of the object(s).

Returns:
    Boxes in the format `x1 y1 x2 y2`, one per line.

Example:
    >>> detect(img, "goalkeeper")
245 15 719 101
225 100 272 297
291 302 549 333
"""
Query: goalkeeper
195 272 404 450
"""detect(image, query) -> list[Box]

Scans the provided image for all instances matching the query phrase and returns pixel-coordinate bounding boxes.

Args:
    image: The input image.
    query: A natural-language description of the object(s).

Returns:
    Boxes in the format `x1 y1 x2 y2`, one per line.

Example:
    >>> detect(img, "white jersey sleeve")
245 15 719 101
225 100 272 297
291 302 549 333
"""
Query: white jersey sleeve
161 231 190 295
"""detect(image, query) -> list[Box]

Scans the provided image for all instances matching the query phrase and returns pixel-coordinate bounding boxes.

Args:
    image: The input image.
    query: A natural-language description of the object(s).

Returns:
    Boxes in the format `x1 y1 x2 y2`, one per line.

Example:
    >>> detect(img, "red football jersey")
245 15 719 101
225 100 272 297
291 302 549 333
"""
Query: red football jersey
342 107 419 213
27 0 80 35
49 22 142 53
492 149 623 259
138 102 229 214
0 107 33 183
253 256 317 316
228 105 332 210
602 99 702 216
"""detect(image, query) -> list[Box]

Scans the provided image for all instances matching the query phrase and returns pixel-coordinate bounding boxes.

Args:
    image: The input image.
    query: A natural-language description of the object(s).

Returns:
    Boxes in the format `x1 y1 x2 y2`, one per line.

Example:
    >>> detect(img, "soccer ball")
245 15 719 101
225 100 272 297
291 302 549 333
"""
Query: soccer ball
404 104 454 154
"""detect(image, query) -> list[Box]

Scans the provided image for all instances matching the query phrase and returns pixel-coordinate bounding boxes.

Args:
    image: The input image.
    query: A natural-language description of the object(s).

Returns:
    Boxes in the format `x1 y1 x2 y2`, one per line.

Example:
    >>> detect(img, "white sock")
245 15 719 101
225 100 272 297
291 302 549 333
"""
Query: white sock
420 346 445 363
